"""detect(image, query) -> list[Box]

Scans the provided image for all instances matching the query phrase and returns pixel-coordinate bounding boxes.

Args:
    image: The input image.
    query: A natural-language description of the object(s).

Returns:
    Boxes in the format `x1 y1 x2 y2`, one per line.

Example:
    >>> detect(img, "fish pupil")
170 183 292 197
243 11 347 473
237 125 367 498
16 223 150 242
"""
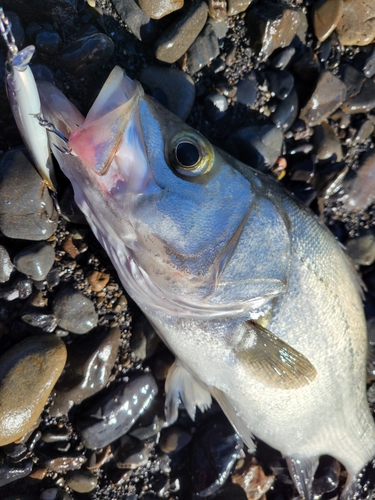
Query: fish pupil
176 142 200 168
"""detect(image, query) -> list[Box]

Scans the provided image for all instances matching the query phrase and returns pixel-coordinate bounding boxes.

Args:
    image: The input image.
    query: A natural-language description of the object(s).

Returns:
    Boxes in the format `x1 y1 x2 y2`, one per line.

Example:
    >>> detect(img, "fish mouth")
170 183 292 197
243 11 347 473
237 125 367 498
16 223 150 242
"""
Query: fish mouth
68 66 151 195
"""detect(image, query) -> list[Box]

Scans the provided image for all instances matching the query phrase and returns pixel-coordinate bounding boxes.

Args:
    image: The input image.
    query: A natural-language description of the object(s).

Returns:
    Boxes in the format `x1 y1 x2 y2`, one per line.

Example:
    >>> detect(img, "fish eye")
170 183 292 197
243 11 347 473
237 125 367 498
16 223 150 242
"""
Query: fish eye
169 132 214 177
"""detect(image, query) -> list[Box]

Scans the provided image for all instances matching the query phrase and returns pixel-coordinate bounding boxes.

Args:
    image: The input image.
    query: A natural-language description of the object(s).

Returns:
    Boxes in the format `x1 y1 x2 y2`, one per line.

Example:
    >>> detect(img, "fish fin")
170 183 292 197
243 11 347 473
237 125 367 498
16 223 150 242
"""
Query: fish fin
164 360 212 425
286 455 319 500
210 387 256 453
234 321 317 389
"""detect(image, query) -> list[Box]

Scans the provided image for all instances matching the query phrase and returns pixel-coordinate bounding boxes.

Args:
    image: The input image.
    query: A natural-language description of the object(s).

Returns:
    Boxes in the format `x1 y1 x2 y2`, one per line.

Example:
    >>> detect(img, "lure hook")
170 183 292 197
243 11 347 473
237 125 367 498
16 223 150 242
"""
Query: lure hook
35 114 73 154
0 8 18 58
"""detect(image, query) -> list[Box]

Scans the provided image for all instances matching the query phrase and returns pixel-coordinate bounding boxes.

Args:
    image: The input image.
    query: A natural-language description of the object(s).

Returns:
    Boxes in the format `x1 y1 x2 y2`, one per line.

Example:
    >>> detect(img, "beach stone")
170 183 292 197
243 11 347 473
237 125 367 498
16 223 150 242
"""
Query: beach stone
271 88 298 130
155 1 208 63
53 289 98 334
138 0 183 19
66 470 98 493
270 46 296 70
313 0 343 42
341 151 375 211
336 0 375 46
0 335 67 446
140 66 195 121
340 65 375 114
208 0 227 21
266 70 294 100
227 0 253 16
364 48 375 78
313 122 343 161
300 71 347 126
0 149 58 241
0 246 14 283
247 1 301 61
13 242 55 281
87 270 110 292
236 71 257 106
0 460 33 487
345 230 375 266
111 0 158 42
186 23 220 74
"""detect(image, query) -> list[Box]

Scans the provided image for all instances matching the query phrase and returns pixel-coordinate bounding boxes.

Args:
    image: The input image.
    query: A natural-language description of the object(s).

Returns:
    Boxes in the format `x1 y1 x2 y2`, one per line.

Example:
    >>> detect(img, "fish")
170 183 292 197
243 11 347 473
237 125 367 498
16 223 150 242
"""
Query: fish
36 66 375 498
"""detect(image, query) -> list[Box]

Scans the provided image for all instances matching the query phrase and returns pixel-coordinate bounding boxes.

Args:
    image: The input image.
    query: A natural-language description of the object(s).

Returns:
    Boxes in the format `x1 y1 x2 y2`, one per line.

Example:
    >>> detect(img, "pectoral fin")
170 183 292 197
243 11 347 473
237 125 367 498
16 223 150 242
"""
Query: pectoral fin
234 321 317 389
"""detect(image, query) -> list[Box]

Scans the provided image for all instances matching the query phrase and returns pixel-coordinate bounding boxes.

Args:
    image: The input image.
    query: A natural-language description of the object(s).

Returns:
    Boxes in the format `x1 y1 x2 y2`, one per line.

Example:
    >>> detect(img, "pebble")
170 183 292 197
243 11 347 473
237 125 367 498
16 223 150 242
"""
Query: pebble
13 242 55 281
313 121 343 161
159 426 192 454
87 270 110 292
270 46 296 70
43 454 87 473
0 459 33 487
246 1 301 61
0 276 33 301
336 0 375 46
79 373 158 449
204 93 228 121
35 29 61 55
340 65 375 114
155 1 208 63
312 456 341 495
315 162 348 200
111 0 158 42
313 0 343 42
271 88 299 130
51 326 121 415
226 124 283 171
42 427 71 443
341 151 375 211
227 0 253 16
354 120 374 144
66 470 98 493
21 313 57 333
231 457 274 500
0 245 14 283
236 71 257 106
116 438 151 469
138 0 183 19
59 34 115 77
186 23 220 75
299 71 347 126
345 230 375 266
0 335 67 446
0 149 58 241
53 288 98 334
208 0 227 21
364 48 375 78
140 66 195 121
130 316 161 361
266 70 294 100
207 18 228 39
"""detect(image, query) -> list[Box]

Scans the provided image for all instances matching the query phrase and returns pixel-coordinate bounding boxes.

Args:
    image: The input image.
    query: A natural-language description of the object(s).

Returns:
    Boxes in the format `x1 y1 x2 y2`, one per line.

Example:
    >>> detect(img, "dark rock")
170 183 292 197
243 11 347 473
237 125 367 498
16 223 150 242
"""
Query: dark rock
35 30 61 55
0 276 33 301
21 313 57 332
42 427 71 443
66 469 98 493
269 46 296 70
5 11 25 47
313 121 343 161
341 150 375 211
155 1 208 64
130 316 160 361
236 71 257 106
186 23 220 75
0 459 33 487
111 0 157 42
364 47 375 78
266 70 294 100
59 34 115 77
13 242 55 281
312 456 341 495
53 288 98 334
159 426 192 453
318 39 332 63
340 65 375 114
271 88 298 130
0 149 58 240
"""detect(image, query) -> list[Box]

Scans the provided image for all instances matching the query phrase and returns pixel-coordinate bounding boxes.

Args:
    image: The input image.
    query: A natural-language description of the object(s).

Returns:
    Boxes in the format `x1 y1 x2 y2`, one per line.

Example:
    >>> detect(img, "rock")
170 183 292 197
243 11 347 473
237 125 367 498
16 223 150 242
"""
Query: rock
87 270 110 292
21 313 57 333
66 470 98 493
236 71 257 106
232 457 274 500
0 460 33 487
227 0 253 16
130 316 161 361
336 0 375 46
345 229 375 266
271 88 298 130
313 0 343 42
266 70 294 100
247 1 301 61
313 121 343 161
137 0 184 19
140 66 195 121
35 30 61 55
159 426 192 453
340 66 375 114
0 335 67 446
364 47 375 78
0 246 14 283
155 1 208 64
0 276 33 301
53 288 98 334
204 92 228 121
115 437 151 469
0 149 58 241
42 426 71 443
299 71 347 126
79 373 158 449
59 34 115 77
111 0 158 42
225 124 284 171
44 454 87 473
269 46 296 70
341 151 375 211
208 0 227 21
312 456 341 496
186 23 220 74
13 242 55 281
354 120 374 144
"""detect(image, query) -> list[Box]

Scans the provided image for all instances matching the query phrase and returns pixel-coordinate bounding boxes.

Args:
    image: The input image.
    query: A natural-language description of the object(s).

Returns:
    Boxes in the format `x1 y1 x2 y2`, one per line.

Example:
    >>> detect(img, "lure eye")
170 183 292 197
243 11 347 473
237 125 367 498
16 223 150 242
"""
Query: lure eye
169 132 214 177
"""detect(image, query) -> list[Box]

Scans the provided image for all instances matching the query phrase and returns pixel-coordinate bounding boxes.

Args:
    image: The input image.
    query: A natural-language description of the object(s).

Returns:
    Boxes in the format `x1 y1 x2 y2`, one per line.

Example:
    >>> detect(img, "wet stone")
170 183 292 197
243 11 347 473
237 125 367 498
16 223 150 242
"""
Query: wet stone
137 0 184 19
35 30 61 55
0 276 33 301
130 316 161 361
318 39 332 63
116 440 151 469
53 288 98 334
13 242 55 281
246 1 301 61
232 457 274 499
66 469 98 493
345 229 375 266
227 0 253 16
155 1 208 64
140 66 195 121
266 70 294 100
59 34 115 78
270 46 296 70
299 71 347 127
226 124 284 171
364 48 375 78
292 48 320 84
315 162 348 200
159 426 192 454
208 0 227 21
21 313 57 333
42 427 71 443
236 71 257 106
87 270 110 292
79 373 158 450
341 151 375 211
0 149 58 241
312 456 340 495
313 0 343 42
342 78 375 115
313 121 343 161
207 18 228 40
0 246 14 283
204 93 228 121
0 335 67 446
355 120 374 144
44 454 87 473
0 459 33 487
336 0 375 46
111 0 158 42
186 23 220 75
271 88 298 130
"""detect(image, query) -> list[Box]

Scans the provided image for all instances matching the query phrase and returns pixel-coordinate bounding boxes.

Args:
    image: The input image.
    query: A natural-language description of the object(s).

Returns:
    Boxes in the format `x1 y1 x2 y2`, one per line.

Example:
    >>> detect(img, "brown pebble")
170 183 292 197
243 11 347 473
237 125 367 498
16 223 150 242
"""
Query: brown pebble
29 467 48 480
87 270 110 292
44 454 87 473
232 457 274 500
62 234 80 258
313 0 343 42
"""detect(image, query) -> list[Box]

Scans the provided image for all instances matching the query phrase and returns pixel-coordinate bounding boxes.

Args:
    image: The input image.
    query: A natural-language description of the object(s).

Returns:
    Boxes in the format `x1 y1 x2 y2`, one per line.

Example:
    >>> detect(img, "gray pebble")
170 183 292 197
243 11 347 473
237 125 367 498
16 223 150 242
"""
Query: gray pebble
13 242 55 281
364 47 375 78
35 30 61 55
140 66 195 121
66 470 98 493
0 277 33 301
0 149 58 241
53 288 98 334
340 64 375 114
0 246 14 283
207 18 228 39
186 23 220 75
354 120 374 144
21 313 57 332
155 1 208 64
111 0 157 42
313 121 343 161
204 93 228 121
300 71 347 126
116 438 151 469
137 0 183 19
159 426 192 453
271 88 298 130
236 71 257 106
341 150 375 212
266 70 294 100
345 230 375 266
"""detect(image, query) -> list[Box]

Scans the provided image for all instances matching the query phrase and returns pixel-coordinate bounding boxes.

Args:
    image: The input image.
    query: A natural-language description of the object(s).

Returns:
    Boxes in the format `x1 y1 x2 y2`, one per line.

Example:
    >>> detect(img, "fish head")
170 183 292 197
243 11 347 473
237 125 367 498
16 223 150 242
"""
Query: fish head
39 67 289 316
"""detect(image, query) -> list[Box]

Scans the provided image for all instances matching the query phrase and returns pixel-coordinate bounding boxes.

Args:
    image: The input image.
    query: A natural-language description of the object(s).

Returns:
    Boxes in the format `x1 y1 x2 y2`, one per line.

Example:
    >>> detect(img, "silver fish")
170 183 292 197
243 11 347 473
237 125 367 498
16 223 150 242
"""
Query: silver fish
38 66 375 499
